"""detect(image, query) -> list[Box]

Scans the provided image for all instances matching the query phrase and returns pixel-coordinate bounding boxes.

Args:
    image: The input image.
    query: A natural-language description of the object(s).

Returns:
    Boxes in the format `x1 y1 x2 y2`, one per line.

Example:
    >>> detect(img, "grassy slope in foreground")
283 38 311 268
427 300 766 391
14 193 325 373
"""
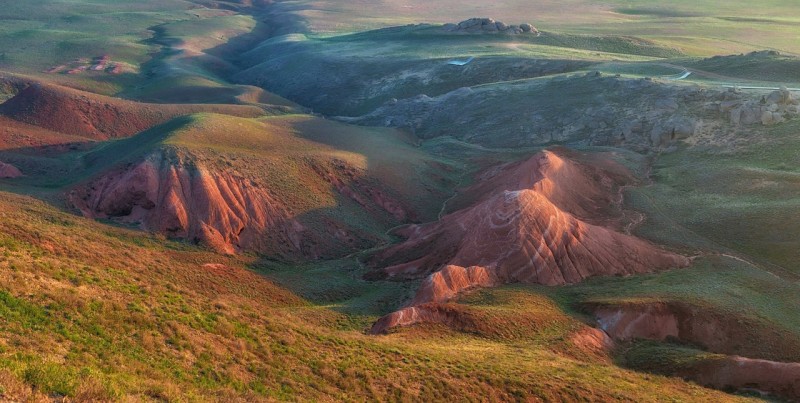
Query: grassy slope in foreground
0 191 755 401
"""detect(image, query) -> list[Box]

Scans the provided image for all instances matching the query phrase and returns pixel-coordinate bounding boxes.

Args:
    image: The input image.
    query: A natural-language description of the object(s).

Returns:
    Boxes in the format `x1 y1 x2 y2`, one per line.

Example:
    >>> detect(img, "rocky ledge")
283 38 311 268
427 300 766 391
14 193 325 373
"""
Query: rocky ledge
443 18 539 35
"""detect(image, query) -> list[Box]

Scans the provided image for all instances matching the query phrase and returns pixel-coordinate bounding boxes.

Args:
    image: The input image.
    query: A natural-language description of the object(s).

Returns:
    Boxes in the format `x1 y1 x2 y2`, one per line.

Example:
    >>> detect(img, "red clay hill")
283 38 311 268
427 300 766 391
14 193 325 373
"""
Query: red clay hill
0 75 263 141
70 150 307 256
67 113 429 259
371 149 689 333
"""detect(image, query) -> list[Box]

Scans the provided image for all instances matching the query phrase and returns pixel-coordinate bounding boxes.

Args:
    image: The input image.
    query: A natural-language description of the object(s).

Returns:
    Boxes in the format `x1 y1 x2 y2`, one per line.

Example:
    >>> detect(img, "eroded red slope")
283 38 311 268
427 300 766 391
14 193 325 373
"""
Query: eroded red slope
371 150 689 333
70 150 306 256
456 148 634 226
69 145 416 259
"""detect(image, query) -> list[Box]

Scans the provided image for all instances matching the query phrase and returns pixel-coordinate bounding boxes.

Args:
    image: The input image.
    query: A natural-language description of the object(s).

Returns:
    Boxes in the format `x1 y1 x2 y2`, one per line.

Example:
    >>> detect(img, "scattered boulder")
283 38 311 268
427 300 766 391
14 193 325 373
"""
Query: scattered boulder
730 104 762 126
765 86 796 105
761 110 785 126
718 99 742 112
723 86 798 127
650 117 696 147
0 161 22 178
445 18 539 35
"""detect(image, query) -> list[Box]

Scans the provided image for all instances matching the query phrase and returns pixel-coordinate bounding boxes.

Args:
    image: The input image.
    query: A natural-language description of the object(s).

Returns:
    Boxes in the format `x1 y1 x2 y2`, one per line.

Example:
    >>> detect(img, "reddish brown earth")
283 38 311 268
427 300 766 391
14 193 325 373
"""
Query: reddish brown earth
46 55 133 76
381 189 686 287
370 149 688 332
70 150 312 256
593 301 800 400
0 116 92 151
451 148 635 227
569 327 615 359
0 161 22 178
685 356 800 400
0 76 264 140
70 149 413 258
371 304 477 334
591 301 800 362
408 265 499 306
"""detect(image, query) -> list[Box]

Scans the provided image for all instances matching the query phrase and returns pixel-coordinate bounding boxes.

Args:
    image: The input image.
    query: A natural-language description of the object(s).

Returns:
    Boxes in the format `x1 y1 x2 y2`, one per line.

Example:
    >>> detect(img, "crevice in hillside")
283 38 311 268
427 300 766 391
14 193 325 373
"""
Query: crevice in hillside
593 301 800 400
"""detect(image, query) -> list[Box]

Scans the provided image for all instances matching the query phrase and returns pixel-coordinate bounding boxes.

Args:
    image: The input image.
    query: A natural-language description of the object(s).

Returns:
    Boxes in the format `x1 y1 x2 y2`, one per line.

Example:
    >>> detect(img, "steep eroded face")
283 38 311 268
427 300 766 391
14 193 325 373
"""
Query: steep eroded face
371 150 689 332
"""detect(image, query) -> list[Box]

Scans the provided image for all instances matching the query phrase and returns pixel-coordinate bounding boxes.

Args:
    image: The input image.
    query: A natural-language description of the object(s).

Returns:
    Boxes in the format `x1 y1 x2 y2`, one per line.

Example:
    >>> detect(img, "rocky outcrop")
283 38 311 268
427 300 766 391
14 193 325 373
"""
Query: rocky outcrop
352 70 800 152
0 161 22 178
442 18 539 35
370 150 688 332
354 73 718 151
716 86 799 127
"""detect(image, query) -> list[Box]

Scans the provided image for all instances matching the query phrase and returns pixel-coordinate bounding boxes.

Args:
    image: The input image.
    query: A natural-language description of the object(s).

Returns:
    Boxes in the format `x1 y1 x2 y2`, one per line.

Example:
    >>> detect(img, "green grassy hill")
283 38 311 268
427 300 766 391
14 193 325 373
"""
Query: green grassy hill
0 191 756 401
1 0 800 401
267 0 800 56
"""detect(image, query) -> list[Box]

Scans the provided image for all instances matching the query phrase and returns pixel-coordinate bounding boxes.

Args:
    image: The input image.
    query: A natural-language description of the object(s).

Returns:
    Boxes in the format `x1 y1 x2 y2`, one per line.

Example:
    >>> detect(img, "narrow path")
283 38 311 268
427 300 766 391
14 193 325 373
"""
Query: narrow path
654 62 800 91
437 171 469 220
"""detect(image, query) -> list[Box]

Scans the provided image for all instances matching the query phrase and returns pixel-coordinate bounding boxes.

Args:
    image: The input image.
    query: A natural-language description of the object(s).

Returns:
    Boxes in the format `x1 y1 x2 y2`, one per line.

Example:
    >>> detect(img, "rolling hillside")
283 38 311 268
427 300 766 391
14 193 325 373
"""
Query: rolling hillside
0 0 799 401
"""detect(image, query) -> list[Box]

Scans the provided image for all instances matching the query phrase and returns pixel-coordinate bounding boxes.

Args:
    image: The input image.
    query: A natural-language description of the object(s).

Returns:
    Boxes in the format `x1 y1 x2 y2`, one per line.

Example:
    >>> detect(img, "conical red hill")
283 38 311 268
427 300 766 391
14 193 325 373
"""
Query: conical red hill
382 189 687 294
370 150 689 333
456 148 635 225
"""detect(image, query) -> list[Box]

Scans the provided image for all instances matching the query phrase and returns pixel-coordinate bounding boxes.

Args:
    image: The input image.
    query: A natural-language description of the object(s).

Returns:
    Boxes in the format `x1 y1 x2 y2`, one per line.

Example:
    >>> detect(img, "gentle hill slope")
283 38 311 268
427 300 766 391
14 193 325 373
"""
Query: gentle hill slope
0 76 264 141
70 113 458 258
